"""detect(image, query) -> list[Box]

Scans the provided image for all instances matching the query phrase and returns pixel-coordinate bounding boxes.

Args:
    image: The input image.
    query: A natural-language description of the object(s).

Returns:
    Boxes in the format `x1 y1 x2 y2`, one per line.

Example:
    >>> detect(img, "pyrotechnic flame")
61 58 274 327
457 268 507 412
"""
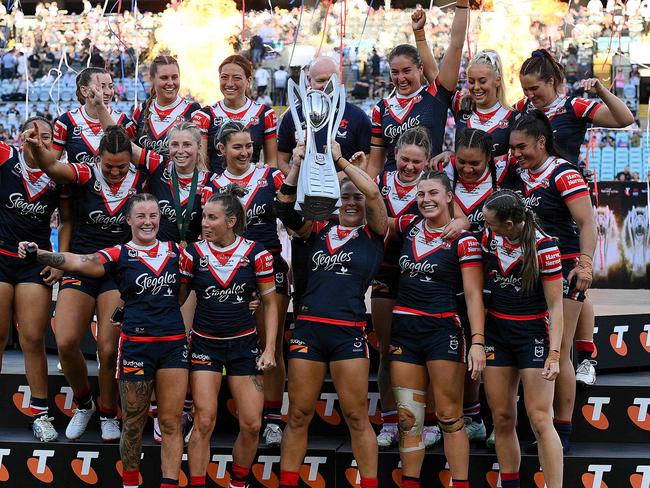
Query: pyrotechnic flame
473 0 565 103
153 0 241 105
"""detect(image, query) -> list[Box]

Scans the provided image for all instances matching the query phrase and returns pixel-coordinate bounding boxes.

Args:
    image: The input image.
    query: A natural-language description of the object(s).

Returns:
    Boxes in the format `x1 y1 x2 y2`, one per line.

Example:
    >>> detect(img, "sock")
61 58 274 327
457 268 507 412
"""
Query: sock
553 419 572 450
73 386 93 411
229 463 250 488
30 396 49 419
189 475 206 488
402 476 420 488
279 470 299 487
183 394 193 416
264 400 283 424
502 472 520 488
576 340 595 363
381 410 398 425
160 478 178 488
150 401 158 418
360 477 378 488
451 480 469 488
123 469 139 488
98 400 117 420
424 411 438 426
463 402 482 423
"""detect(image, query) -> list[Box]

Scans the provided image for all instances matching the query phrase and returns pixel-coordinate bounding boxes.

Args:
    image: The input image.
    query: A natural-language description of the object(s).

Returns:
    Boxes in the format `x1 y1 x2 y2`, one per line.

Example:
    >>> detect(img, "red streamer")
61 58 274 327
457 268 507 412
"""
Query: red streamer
465 6 471 62
317 0 333 57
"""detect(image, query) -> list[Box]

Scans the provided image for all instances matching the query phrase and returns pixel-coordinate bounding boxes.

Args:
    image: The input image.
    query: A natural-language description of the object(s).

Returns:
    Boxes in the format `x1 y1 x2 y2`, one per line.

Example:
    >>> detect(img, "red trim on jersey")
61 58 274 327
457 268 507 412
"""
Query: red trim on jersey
393 306 457 318
563 190 590 203
191 327 256 340
297 314 366 327
541 274 562 281
0 247 18 257
120 332 187 342
488 310 548 321
460 261 482 268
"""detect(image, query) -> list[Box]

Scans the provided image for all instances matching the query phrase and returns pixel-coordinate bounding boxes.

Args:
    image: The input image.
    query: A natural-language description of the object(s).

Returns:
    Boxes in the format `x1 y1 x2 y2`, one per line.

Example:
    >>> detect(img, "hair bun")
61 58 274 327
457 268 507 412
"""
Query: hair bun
531 49 546 57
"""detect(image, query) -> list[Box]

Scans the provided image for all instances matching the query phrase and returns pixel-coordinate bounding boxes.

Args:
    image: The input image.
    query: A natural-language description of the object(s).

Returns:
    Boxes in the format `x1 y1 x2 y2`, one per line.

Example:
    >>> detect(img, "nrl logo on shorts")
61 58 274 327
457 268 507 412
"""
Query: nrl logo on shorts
449 336 459 351
534 345 544 358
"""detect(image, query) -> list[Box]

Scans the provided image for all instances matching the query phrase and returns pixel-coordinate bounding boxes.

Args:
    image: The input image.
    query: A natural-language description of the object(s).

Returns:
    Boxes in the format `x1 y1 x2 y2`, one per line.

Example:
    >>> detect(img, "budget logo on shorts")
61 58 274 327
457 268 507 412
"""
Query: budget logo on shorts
191 353 211 366
534 345 544 358
485 345 495 360
389 345 402 355
289 338 308 353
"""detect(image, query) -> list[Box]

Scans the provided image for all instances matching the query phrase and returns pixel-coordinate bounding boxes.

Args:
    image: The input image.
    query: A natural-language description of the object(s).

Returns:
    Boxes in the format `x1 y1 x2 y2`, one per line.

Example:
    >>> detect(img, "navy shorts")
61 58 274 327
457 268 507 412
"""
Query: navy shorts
116 335 189 381
484 312 549 369
272 253 290 297
59 272 118 298
370 266 399 300
0 252 49 286
389 313 465 365
189 331 261 376
561 256 586 302
288 320 369 363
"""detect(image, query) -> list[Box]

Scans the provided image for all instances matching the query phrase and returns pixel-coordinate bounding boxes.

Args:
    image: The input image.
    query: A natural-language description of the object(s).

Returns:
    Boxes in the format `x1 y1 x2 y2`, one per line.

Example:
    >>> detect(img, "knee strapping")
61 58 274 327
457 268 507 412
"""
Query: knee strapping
438 417 465 434
393 387 426 452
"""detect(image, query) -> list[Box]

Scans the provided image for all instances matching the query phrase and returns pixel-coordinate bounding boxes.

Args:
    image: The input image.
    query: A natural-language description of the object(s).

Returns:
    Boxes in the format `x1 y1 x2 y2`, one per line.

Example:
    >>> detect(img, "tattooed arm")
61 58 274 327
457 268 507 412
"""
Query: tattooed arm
17 242 106 278
118 380 155 471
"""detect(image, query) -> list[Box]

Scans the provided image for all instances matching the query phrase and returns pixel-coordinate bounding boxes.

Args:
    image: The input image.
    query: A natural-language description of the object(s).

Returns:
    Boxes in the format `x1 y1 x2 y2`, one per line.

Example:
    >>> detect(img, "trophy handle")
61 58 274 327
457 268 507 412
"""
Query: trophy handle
326 74 346 154
287 79 305 145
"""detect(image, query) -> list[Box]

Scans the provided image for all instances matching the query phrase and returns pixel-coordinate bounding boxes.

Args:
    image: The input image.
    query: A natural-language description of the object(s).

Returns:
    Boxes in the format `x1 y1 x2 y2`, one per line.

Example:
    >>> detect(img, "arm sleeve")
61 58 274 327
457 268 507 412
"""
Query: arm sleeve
457 234 483 268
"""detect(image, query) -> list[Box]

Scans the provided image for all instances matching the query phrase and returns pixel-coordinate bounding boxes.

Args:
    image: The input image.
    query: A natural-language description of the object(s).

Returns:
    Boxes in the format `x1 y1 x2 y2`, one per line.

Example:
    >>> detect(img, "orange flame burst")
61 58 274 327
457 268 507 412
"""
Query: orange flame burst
153 0 241 105
473 0 566 103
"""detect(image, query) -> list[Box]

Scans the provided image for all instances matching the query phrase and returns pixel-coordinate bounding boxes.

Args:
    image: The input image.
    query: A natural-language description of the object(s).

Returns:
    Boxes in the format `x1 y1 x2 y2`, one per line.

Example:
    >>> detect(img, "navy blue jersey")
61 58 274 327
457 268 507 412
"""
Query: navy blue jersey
180 237 274 338
53 106 136 164
205 166 285 254
68 162 146 254
443 157 512 232
510 157 589 257
98 240 186 337
481 227 562 317
515 95 603 164
277 101 371 160
452 93 516 158
191 99 276 170
132 96 201 156
0 143 60 252
377 170 420 268
372 80 453 169
394 215 482 316
298 223 384 326
138 150 214 243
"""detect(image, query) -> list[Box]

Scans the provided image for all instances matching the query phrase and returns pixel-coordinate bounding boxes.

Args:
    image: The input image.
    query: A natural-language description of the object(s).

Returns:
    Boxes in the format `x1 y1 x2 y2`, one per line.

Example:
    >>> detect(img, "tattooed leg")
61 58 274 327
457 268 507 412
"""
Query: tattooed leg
119 379 155 471
229 375 265 467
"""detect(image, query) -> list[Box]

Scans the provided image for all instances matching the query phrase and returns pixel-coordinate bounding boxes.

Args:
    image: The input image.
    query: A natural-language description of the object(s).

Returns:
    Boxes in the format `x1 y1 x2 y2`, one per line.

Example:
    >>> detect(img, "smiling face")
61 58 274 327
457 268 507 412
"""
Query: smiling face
390 55 423 96
127 200 160 245
169 130 199 173
417 178 452 223
219 131 253 173
339 180 366 227
395 144 428 182
153 63 180 105
202 200 236 243
100 151 131 184
219 63 249 105
509 130 547 171
455 146 489 184
467 63 500 108
520 73 557 108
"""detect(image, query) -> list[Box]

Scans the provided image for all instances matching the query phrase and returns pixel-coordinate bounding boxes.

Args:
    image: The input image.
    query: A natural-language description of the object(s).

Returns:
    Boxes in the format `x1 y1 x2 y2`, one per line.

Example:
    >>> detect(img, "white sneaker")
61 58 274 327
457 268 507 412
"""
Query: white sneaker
486 428 496 449
576 359 597 386
33 416 58 442
262 423 282 447
423 425 442 448
377 423 399 449
153 417 162 443
100 417 121 442
464 417 487 441
65 401 96 440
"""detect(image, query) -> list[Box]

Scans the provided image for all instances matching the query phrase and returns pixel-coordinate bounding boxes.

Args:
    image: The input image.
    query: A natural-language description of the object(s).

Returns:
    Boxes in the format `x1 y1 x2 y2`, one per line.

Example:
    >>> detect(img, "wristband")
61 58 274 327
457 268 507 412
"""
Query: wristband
455 4 469 8
471 343 485 347
280 183 297 195
471 333 484 338
547 350 560 362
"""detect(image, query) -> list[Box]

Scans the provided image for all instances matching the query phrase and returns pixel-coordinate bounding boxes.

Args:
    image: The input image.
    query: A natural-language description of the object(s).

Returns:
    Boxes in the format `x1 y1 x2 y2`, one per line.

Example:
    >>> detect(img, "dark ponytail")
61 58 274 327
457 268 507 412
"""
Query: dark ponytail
483 189 546 293
511 110 568 160
520 49 564 93
206 183 248 235
419 170 454 219
454 128 497 192
99 125 133 157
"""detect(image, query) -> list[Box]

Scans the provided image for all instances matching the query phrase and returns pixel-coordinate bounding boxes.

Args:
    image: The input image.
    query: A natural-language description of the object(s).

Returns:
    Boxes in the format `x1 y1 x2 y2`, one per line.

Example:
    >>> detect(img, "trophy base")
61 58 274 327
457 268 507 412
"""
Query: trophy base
298 196 340 221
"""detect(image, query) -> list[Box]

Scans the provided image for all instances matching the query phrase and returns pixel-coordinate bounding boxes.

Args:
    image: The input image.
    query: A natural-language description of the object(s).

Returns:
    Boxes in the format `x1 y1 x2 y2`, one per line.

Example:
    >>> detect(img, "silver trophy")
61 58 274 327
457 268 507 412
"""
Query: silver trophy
287 69 346 220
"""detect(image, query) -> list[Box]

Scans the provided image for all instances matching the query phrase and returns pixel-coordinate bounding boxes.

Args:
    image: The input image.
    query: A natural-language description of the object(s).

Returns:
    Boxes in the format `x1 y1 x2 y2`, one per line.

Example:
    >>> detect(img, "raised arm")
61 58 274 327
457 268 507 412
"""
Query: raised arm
438 0 469 92
582 78 635 128
18 242 106 278
21 122 75 184
332 141 388 236
412 7 439 85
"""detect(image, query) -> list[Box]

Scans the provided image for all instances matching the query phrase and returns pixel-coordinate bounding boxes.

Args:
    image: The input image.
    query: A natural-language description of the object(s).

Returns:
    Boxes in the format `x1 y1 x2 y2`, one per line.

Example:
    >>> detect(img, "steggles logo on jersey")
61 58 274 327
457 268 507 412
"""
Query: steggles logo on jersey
137 135 168 152
247 203 268 224
27 449 55 483
490 272 523 292
135 271 177 295
71 451 99 484
581 464 611 488
582 396 611 430
630 465 650 488
311 250 353 272
6 193 48 215
399 256 438 277
88 211 126 230
159 199 197 223
628 398 650 431
384 115 422 142
203 283 247 302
